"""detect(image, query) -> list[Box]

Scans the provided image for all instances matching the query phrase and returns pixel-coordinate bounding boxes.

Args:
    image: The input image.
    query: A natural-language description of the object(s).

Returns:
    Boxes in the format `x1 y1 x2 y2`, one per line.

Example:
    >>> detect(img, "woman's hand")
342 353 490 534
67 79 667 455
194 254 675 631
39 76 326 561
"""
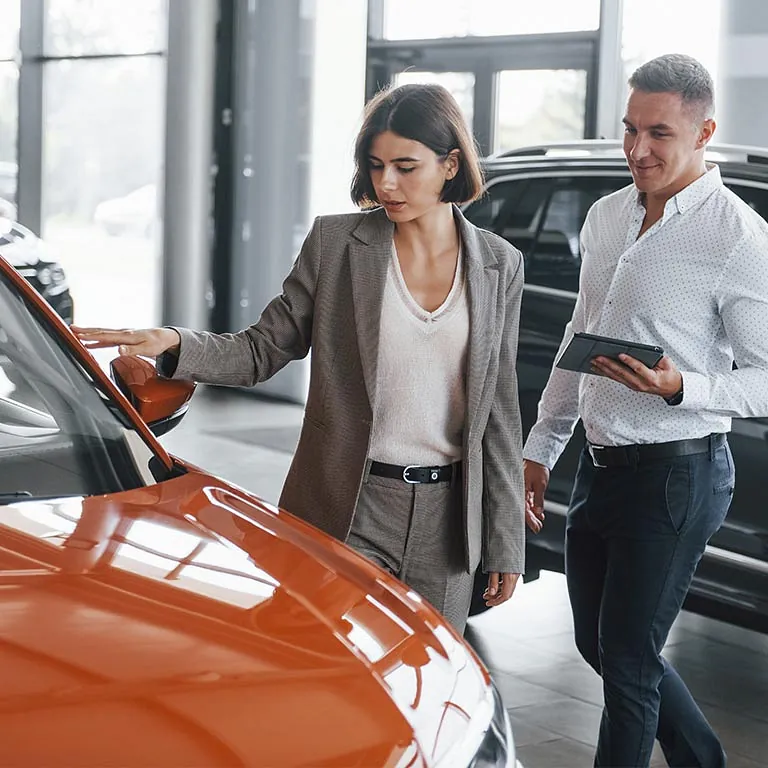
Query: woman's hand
484 572 520 607
71 326 181 358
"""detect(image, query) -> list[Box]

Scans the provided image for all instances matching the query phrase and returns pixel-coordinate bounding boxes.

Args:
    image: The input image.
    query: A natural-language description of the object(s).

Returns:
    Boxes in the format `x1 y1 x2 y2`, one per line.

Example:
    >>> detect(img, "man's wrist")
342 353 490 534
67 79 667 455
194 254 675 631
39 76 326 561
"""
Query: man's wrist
664 376 684 406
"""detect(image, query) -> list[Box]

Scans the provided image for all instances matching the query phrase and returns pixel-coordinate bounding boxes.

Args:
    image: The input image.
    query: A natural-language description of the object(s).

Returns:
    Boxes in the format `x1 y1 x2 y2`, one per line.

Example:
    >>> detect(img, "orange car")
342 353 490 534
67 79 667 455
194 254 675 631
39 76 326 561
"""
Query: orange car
0 253 521 768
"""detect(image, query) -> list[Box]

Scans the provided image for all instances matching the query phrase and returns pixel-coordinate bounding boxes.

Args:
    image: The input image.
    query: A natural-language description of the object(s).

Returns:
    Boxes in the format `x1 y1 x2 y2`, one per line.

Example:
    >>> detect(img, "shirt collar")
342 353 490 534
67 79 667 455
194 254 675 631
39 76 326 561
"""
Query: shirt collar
634 163 723 217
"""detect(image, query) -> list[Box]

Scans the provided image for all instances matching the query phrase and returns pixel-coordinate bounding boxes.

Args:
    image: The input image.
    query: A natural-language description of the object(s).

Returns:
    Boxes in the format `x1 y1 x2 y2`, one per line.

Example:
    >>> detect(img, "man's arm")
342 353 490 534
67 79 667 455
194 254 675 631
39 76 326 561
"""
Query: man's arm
680 234 768 417
522 216 594 469
592 234 768 418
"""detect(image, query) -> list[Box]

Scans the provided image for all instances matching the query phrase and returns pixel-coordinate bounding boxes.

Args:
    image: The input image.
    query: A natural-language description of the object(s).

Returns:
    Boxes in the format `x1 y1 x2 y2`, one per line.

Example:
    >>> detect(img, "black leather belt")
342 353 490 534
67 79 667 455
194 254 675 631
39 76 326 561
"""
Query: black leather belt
369 460 458 484
587 433 726 468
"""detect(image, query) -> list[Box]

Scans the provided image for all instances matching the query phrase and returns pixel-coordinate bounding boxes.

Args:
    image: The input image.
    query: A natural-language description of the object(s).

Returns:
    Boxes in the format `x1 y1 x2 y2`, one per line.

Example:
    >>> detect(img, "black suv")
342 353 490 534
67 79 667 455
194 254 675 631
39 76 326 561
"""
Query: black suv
464 140 768 633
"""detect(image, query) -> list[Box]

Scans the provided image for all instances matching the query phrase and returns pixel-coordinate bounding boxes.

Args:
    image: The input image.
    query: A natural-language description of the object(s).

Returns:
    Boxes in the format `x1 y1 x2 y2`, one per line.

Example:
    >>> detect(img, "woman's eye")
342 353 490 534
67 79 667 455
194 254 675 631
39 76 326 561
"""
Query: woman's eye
398 166 416 174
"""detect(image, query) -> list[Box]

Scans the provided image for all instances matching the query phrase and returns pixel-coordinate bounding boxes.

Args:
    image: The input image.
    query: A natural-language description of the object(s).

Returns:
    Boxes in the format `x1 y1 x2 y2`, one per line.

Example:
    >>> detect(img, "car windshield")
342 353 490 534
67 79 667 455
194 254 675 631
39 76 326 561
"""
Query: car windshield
0 271 155 501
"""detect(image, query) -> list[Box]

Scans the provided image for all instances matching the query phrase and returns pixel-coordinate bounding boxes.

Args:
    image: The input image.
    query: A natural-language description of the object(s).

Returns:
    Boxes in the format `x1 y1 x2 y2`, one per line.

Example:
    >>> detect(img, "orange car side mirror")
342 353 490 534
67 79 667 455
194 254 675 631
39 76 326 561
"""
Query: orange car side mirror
110 355 195 436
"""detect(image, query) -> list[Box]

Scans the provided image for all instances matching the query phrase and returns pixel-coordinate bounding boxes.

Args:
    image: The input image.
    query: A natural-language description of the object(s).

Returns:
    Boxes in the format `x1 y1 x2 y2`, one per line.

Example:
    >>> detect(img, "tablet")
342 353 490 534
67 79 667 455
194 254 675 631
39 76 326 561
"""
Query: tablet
555 332 664 374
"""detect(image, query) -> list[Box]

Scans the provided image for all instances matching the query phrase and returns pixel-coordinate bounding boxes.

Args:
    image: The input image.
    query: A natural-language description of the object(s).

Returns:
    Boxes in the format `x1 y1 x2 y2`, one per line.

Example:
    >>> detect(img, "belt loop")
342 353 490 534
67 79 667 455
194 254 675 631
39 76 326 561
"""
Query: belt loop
709 433 716 462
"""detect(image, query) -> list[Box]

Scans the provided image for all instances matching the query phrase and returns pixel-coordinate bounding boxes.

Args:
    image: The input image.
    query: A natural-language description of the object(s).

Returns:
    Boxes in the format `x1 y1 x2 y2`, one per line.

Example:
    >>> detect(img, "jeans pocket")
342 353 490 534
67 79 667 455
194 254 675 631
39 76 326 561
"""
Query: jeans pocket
664 462 693 534
712 444 735 495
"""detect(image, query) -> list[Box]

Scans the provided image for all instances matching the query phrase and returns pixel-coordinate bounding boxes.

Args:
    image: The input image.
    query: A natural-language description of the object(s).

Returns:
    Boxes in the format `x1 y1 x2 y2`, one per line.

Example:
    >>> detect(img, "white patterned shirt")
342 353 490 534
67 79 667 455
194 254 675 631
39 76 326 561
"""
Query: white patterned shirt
523 165 768 470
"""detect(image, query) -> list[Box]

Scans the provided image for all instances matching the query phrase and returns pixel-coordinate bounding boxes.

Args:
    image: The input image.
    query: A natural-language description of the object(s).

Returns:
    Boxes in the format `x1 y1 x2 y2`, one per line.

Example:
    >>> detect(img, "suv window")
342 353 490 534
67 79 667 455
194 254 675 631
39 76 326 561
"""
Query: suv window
727 183 768 223
465 174 628 293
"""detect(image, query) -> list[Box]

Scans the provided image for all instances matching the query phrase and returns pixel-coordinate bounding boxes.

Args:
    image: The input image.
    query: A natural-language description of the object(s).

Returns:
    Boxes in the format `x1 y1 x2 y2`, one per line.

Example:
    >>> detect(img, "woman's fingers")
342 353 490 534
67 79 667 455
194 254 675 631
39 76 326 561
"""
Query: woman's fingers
72 326 178 358
72 327 134 346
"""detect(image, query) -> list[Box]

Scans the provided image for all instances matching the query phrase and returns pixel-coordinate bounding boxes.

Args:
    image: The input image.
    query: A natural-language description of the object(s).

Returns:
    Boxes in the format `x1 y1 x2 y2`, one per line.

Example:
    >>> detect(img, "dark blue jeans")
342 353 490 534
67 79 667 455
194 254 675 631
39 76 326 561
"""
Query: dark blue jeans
566 438 735 767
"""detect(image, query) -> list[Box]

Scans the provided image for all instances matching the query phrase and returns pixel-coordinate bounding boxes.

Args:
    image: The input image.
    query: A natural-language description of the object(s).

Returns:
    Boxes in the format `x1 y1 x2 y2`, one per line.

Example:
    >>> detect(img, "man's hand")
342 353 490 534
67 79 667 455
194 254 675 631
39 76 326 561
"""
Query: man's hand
484 572 520 607
524 459 550 533
591 353 682 399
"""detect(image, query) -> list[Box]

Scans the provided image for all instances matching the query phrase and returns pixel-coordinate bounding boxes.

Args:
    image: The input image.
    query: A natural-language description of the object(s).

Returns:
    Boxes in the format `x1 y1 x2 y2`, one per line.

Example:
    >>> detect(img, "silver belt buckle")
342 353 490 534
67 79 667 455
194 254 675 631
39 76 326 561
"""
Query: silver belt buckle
403 465 419 483
588 443 607 468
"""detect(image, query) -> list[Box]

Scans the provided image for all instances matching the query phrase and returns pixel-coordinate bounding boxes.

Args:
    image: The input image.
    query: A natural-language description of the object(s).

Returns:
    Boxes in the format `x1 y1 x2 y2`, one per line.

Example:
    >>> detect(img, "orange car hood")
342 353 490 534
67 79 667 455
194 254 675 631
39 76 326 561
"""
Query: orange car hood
0 470 492 767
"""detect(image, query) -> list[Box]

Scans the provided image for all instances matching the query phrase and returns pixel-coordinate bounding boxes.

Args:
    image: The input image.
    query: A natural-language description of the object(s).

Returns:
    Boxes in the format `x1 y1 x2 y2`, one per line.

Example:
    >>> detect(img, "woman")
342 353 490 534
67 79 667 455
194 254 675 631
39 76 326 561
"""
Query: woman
74 84 525 632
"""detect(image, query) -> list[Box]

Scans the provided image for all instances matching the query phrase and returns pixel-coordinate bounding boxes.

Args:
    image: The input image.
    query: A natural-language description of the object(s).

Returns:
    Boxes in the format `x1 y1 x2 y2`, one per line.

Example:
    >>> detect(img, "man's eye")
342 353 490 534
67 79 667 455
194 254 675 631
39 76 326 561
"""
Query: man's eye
624 126 636 135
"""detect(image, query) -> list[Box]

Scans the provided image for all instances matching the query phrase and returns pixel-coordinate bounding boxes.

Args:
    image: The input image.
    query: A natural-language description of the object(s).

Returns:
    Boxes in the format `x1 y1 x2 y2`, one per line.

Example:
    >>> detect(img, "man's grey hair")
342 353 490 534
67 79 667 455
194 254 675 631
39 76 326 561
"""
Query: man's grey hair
629 53 715 122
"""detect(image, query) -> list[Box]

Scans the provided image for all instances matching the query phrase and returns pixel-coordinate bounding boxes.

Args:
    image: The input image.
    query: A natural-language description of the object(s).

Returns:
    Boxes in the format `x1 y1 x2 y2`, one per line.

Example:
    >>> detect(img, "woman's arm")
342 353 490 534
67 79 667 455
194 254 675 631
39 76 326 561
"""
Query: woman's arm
75 217 323 387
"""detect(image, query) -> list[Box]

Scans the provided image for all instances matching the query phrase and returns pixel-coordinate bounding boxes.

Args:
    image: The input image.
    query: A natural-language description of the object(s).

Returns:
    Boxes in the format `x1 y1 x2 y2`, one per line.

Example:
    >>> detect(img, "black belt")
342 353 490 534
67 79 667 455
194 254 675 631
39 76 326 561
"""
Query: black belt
369 460 458 484
587 433 726 469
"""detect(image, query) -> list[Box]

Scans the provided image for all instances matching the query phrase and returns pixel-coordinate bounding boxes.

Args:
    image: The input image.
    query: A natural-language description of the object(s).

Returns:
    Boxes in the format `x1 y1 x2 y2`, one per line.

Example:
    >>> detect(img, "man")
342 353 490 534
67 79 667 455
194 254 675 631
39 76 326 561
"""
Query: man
523 54 768 767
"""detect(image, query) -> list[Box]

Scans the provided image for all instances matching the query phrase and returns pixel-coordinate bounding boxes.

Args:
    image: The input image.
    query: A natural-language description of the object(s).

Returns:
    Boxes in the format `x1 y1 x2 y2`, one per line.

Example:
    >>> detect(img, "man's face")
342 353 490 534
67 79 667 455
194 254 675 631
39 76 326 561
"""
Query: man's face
622 88 715 200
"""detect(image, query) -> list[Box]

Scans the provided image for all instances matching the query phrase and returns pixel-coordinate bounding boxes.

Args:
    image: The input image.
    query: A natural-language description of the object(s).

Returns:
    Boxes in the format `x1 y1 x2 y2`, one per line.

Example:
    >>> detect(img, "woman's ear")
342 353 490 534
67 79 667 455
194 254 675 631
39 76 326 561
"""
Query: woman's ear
445 149 461 180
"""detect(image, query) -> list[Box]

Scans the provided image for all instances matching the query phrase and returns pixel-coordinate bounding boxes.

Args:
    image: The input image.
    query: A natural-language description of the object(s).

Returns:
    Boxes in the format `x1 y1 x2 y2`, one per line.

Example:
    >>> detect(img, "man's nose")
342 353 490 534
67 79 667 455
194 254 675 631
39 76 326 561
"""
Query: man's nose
630 133 650 159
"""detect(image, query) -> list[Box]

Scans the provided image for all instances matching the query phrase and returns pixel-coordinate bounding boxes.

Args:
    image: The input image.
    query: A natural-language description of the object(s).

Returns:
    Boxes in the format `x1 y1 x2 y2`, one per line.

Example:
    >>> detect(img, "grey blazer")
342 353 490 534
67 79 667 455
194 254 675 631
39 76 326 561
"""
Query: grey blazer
169 205 526 574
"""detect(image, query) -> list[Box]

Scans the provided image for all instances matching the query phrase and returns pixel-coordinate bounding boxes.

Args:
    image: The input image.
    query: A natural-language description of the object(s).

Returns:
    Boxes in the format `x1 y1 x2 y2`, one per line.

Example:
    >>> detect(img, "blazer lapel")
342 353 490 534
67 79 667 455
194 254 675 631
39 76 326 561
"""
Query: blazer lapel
348 209 394 409
456 206 500 444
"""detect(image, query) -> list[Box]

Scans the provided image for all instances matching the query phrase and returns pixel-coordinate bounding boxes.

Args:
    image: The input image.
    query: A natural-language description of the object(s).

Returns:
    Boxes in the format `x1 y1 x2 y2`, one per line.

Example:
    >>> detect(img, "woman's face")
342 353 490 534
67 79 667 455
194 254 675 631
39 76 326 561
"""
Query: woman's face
368 131 458 223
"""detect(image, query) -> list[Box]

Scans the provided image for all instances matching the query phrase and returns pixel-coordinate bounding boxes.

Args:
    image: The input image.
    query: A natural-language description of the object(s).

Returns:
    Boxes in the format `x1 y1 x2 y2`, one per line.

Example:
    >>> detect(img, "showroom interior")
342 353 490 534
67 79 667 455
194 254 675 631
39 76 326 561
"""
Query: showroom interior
2 0 768 766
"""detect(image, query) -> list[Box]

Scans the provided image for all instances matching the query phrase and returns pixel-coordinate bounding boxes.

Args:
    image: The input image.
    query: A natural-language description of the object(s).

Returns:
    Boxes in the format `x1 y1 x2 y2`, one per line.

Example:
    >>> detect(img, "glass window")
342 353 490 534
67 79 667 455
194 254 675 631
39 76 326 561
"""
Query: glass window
383 0 599 40
495 69 587 153
465 175 628 292
0 271 150 499
42 57 165 329
727 184 768 224
464 177 553 254
394 71 475 129
0 0 20 60
0 62 18 217
622 0 721 108
528 177 627 292
45 0 167 56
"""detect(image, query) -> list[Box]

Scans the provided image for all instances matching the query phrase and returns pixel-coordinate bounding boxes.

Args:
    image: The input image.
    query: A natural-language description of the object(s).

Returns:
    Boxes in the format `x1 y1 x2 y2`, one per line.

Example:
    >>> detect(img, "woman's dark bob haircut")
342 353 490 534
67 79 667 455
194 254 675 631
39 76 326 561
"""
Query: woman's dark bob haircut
351 83 484 208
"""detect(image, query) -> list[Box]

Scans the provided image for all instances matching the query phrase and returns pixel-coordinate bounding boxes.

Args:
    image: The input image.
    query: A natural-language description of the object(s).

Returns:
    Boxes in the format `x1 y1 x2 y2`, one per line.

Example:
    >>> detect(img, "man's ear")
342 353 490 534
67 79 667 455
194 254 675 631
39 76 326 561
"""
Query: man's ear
697 118 716 148
445 149 461 179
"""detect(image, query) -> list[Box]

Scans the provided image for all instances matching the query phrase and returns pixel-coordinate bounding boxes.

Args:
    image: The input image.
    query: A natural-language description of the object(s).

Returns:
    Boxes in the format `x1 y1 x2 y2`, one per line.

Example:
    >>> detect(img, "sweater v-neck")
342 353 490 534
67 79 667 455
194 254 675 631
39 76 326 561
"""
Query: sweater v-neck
390 240 464 322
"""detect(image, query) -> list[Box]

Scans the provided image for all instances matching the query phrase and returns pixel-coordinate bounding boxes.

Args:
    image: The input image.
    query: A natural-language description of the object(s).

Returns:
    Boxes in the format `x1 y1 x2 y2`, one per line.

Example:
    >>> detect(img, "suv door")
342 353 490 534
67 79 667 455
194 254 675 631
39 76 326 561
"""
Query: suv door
465 169 768 626
700 180 768 618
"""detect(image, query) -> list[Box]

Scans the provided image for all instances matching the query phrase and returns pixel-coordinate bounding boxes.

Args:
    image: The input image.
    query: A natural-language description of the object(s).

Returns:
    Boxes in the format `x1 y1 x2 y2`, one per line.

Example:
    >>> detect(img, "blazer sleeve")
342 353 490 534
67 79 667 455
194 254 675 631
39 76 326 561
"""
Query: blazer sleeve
481 249 526 574
159 217 322 386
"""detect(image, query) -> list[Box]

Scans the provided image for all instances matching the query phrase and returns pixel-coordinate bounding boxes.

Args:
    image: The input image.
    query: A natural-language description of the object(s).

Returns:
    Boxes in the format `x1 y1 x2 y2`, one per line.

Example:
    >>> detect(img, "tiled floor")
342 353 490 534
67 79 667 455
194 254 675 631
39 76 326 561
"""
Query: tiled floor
162 385 768 768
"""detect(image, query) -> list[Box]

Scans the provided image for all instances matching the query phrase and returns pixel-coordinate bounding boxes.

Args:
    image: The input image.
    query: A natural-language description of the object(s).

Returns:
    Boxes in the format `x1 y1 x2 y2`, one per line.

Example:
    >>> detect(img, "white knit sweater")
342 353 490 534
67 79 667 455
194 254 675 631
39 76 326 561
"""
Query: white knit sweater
368 241 469 466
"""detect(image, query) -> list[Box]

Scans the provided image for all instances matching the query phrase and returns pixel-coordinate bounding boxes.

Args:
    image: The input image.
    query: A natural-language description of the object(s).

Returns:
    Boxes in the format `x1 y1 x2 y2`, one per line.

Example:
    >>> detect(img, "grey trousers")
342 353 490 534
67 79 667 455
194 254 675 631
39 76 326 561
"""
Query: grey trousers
347 466 474 633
